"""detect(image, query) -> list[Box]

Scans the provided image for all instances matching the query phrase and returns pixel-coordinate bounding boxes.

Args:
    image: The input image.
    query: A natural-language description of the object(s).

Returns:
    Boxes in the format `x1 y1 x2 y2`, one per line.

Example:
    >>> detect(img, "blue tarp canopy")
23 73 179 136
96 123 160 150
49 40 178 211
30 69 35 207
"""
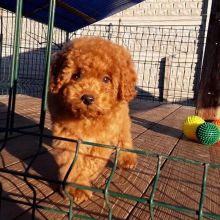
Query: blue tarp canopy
0 0 143 32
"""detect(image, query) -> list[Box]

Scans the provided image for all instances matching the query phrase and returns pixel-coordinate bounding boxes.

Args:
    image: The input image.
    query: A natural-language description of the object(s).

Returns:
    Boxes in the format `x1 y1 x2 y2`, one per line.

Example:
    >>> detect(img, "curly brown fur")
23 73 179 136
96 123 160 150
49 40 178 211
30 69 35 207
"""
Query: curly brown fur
48 37 137 204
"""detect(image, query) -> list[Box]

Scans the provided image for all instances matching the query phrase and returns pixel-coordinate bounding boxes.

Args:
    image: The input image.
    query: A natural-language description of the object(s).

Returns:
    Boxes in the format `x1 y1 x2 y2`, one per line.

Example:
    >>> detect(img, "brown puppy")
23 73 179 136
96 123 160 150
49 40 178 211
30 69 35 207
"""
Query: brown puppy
48 37 137 204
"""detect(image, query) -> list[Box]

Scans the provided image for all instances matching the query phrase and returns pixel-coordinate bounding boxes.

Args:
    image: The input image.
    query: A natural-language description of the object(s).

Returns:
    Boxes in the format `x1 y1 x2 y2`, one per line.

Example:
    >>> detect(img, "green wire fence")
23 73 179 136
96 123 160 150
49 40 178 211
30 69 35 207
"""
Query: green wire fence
0 7 208 105
0 0 220 219
1 135 220 219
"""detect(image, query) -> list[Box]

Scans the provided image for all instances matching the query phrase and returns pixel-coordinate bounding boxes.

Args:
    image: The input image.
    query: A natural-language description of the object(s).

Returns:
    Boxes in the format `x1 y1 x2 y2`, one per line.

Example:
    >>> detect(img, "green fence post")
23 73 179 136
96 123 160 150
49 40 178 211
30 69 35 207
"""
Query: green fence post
198 163 209 220
9 0 23 132
63 140 80 220
149 155 162 220
24 0 56 172
0 0 23 151
22 1 56 219
105 148 119 220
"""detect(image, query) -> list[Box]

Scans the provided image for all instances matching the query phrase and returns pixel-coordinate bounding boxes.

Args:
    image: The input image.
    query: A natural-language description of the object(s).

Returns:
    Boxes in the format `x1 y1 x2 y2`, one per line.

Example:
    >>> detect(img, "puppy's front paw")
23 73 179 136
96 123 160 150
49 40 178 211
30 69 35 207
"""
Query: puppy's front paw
66 186 93 204
118 152 137 169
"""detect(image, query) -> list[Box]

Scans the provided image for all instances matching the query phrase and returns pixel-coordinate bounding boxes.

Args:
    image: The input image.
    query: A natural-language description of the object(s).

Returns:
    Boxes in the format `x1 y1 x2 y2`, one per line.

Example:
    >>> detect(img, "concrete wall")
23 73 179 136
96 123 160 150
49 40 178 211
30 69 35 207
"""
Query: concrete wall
101 0 208 25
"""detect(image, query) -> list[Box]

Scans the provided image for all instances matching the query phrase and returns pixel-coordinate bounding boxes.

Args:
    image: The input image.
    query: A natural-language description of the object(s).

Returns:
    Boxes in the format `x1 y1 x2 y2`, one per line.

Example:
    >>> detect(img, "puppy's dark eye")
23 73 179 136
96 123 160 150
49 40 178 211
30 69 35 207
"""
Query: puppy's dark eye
103 76 111 83
72 72 81 81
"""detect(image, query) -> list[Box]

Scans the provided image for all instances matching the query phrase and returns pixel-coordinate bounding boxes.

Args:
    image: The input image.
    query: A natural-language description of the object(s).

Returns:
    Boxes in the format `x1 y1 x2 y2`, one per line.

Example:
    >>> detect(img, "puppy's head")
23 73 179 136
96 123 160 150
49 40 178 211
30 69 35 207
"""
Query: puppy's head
49 37 136 118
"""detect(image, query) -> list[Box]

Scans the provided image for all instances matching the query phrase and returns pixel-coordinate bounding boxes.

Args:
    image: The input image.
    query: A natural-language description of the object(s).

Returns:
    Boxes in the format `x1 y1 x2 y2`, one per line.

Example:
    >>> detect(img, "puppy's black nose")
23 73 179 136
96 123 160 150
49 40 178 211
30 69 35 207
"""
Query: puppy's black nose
81 95 95 105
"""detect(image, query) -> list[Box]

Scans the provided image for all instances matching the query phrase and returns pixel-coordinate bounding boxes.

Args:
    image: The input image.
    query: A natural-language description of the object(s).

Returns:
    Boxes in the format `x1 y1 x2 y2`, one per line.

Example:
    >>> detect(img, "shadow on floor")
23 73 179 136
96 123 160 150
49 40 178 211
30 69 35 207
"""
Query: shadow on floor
131 115 182 139
0 101 60 219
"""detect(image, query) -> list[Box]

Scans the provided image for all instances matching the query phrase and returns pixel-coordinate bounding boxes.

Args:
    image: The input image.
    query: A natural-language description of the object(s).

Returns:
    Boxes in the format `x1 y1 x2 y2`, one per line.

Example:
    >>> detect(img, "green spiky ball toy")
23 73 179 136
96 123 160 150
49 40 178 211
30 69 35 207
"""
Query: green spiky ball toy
196 122 220 145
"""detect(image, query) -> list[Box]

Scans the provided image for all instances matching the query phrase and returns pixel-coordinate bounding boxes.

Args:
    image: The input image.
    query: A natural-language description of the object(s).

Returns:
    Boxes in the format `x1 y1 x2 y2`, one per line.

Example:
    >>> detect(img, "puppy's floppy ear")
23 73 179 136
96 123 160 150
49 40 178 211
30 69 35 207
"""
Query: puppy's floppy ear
118 55 137 102
49 51 66 94
49 41 75 94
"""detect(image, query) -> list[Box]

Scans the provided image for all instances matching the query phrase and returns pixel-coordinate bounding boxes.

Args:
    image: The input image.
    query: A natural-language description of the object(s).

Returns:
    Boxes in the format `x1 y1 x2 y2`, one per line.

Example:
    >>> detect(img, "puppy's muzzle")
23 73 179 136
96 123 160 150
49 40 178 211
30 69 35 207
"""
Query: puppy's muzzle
81 95 95 105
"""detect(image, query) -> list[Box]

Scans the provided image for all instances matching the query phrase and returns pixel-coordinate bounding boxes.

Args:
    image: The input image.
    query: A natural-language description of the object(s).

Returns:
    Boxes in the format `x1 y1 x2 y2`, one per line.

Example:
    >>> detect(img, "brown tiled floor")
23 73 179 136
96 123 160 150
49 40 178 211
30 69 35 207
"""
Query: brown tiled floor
0 95 220 219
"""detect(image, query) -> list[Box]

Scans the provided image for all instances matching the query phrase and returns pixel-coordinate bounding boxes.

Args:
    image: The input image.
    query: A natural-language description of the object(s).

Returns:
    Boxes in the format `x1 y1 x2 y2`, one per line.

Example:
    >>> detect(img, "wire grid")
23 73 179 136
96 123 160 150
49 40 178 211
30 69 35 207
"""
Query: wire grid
0 7 207 105
1 0 220 219
0 7 67 97
1 137 220 220
72 24 207 105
